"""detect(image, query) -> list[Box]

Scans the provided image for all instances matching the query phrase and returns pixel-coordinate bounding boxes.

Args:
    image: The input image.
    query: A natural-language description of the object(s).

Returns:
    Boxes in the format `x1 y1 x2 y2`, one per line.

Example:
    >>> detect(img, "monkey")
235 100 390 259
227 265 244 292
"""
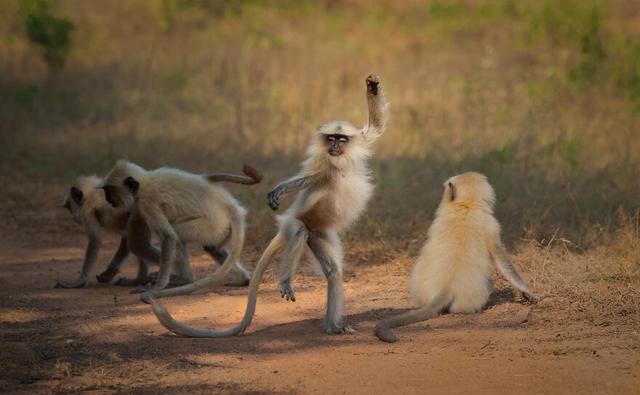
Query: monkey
374 172 538 343
55 174 153 288
145 74 389 337
100 161 262 296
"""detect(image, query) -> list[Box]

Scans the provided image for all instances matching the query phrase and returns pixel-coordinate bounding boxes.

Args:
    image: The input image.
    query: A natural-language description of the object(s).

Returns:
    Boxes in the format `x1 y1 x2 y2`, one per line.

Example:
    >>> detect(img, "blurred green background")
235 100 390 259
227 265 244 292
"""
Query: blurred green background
1 0 639 252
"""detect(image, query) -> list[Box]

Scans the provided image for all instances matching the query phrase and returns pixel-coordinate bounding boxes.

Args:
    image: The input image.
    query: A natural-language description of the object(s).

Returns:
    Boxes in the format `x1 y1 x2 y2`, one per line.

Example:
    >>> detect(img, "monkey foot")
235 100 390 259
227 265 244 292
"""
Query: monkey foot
146 272 189 286
54 280 87 289
279 281 296 302
114 276 149 286
324 323 356 335
366 74 380 95
225 273 250 287
96 268 119 283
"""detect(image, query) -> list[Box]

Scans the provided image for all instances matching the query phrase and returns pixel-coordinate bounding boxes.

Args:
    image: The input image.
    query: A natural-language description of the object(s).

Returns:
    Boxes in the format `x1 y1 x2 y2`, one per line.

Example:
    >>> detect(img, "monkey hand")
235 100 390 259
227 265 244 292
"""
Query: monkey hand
366 74 380 96
54 279 87 289
96 267 119 283
522 291 547 304
267 188 283 211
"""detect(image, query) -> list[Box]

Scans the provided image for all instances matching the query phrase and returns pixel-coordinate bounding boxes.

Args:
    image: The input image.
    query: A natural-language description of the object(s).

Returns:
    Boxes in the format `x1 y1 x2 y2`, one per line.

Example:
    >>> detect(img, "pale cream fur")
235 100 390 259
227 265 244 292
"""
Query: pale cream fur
375 172 536 343
102 161 251 295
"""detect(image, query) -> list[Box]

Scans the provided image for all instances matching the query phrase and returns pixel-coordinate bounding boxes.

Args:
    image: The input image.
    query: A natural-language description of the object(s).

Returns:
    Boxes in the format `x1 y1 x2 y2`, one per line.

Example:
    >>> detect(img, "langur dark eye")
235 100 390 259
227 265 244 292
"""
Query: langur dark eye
327 136 336 142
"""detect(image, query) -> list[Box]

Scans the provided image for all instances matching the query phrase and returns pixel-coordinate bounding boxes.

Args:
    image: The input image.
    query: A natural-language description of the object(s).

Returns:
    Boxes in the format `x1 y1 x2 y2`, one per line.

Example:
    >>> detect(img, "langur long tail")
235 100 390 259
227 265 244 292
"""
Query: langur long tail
204 164 263 185
374 293 450 343
147 233 285 337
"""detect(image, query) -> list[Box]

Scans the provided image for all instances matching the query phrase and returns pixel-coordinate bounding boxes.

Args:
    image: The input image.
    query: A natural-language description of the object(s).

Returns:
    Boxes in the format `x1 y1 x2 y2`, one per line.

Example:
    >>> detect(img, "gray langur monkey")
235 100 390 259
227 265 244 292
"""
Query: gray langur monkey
375 172 538 343
146 74 389 337
101 161 261 296
56 175 151 288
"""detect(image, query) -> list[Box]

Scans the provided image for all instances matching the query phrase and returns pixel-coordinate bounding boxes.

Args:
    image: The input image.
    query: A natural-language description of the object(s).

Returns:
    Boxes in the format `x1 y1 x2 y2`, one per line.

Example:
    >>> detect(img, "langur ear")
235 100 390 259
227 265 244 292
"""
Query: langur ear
449 182 456 202
70 187 83 205
123 176 140 195
60 199 71 210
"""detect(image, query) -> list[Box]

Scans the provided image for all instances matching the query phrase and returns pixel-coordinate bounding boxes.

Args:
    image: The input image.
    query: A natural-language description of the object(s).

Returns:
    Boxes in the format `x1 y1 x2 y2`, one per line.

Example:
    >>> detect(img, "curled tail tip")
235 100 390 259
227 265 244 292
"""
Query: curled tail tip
242 164 263 184
374 324 397 343
140 292 154 304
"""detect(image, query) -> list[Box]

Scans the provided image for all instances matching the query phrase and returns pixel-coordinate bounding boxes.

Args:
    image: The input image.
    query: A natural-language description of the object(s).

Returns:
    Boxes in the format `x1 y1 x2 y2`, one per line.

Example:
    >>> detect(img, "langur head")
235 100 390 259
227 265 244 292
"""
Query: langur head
100 160 144 210
442 172 495 211
309 120 370 168
61 175 100 224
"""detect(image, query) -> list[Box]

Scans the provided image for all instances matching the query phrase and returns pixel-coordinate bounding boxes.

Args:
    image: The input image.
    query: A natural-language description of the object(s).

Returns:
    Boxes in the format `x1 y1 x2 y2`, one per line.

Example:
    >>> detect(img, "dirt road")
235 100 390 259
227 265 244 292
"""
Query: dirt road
1 210 638 394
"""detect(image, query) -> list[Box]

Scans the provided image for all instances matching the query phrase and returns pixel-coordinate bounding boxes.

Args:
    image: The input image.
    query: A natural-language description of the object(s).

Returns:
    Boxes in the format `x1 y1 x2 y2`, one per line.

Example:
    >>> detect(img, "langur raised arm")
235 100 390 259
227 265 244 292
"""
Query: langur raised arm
363 74 389 141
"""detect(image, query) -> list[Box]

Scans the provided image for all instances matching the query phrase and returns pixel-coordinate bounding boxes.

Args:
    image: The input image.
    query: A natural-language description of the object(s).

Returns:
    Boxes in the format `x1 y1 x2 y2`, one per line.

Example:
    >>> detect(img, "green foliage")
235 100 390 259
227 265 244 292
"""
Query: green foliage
568 8 606 83
14 84 40 107
486 143 514 165
21 0 74 72
625 41 640 106
558 137 581 171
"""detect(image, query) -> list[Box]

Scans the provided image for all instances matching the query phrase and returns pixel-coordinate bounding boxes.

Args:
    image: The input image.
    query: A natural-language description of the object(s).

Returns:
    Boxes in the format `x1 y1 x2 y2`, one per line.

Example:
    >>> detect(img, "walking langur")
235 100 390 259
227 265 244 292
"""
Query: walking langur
146 74 389 336
101 162 261 295
375 172 538 343
56 175 154 288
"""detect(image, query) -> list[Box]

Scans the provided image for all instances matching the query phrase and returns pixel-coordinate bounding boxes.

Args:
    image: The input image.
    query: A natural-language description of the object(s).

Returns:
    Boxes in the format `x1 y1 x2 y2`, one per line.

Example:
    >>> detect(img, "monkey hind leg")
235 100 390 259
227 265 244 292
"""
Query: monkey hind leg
375 293 451 343
307 232 352 334
277 222 308 302
115 259 151 286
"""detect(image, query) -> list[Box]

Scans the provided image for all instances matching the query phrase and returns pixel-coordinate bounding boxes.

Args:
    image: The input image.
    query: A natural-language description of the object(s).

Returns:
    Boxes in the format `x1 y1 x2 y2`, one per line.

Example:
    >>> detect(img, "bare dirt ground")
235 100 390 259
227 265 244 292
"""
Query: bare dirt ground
1 207 639 394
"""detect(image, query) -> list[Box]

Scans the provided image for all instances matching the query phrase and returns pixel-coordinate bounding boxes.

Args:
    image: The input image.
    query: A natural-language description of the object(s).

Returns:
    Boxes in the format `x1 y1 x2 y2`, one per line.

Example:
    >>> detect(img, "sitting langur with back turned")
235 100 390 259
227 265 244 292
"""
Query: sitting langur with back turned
56 174 151 288
375 172 538 343
146 74 389 336
101 161 261 295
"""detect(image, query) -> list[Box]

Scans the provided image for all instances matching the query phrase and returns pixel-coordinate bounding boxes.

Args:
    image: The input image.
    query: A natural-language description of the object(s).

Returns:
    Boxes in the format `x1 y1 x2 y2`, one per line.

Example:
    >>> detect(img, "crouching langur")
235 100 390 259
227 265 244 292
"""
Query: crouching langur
146 74 389 336
101 161 261 296
375 172 538 343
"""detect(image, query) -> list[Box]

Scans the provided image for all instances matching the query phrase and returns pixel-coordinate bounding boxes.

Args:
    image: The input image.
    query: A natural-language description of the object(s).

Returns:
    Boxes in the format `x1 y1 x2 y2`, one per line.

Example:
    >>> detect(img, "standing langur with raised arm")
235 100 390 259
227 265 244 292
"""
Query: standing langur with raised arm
375 172 538 343
55 175 151 288
147 74 389 336
101 162 261 295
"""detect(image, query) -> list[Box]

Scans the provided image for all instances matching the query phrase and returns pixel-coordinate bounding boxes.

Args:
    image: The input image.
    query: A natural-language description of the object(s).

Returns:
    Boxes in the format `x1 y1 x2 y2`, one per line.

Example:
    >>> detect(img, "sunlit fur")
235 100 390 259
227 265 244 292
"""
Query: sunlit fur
102 161 251 293
375 172 535 343
146 74 389 337
410 172 497 313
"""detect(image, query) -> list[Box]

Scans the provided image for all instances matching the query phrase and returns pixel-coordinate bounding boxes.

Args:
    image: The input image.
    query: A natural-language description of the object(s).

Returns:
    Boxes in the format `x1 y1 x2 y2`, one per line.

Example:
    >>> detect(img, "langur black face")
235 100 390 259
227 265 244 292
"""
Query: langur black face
325 134 350 156
101 185 119 207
